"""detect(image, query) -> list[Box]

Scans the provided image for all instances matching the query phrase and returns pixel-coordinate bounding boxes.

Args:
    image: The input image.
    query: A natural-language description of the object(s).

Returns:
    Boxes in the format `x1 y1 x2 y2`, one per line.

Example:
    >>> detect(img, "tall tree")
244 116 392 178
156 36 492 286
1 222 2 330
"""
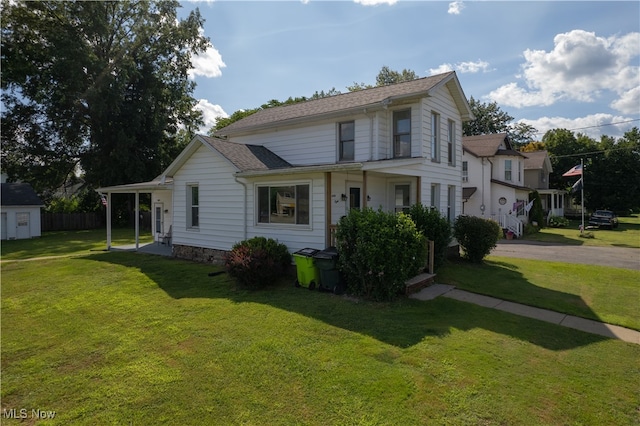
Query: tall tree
1 0 209 199
462 97 537 147
347 65 418 92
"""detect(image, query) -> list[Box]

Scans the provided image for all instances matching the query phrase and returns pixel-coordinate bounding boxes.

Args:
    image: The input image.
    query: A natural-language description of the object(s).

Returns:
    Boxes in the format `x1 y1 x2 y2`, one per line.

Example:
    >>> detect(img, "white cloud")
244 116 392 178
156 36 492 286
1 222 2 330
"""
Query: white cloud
448 1 465 15
195 99 228 133
610 85 640 115
488 30 640 112
354 0 398 6
188 28 226 79
428 60 491 75
518 113 635 140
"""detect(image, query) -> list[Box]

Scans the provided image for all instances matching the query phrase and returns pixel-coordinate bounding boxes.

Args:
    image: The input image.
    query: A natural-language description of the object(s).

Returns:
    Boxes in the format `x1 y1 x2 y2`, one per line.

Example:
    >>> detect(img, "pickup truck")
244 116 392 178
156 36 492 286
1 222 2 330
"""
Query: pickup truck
588 210 619 229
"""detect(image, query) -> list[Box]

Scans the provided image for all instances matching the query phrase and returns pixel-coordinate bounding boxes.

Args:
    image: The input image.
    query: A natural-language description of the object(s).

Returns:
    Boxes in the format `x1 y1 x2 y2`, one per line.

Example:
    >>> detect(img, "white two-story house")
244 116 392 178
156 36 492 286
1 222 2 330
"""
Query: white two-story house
98 71 474 260
462 133 529 237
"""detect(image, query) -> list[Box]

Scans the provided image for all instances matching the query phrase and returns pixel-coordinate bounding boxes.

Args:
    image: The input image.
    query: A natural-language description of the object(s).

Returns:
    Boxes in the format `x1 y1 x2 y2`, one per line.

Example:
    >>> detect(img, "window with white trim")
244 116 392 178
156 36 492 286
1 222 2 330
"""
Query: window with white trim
447 119 455 165
462 161 468 182
187 184 199 228
430 183 440 211
339 121 355 162
505 160 512 181
258 184 310 225
431 112 440 162
447 185 456 223
518 161 522 182
393 109 411 158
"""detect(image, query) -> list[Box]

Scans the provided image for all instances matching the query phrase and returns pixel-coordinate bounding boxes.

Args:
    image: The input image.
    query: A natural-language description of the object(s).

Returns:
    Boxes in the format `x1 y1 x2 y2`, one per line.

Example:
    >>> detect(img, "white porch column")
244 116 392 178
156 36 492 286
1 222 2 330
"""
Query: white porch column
106 193 112 250
135 191 140 250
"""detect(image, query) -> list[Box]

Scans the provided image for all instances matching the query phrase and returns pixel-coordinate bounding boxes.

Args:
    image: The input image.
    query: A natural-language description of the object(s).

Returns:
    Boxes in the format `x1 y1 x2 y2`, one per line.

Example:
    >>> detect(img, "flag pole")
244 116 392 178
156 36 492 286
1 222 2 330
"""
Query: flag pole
581 157 584 232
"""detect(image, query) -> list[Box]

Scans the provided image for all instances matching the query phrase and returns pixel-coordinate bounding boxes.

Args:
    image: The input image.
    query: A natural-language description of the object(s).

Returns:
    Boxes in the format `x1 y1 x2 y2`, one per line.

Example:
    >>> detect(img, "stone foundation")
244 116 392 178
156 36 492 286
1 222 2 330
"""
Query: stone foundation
172 244 227 264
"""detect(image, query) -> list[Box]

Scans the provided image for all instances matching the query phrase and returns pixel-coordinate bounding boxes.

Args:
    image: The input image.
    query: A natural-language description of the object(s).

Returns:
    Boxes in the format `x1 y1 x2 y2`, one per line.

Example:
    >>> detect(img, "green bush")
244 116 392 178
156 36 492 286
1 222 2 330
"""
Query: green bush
224 237 291 289
453 215 501 263
529 191 545 228
406 203 451 270
548 216 569 228
336 208 426 301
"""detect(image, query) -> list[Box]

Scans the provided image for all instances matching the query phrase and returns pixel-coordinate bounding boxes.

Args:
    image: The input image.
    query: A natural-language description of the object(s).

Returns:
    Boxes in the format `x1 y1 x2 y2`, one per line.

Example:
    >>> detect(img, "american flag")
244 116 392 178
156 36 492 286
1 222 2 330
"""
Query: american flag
100 194 108 207
562 164 583 177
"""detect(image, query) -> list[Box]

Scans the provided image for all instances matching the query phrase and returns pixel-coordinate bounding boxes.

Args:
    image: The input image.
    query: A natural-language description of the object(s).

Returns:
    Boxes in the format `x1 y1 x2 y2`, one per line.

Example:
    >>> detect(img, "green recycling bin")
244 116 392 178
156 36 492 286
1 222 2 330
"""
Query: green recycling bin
293 248 320 290
314 247 341 292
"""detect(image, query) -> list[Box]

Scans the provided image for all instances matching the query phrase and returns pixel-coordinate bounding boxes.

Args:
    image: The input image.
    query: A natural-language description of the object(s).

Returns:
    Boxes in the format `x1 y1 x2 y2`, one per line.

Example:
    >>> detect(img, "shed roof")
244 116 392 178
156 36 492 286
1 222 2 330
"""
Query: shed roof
1 183 44 206
200 136 292 172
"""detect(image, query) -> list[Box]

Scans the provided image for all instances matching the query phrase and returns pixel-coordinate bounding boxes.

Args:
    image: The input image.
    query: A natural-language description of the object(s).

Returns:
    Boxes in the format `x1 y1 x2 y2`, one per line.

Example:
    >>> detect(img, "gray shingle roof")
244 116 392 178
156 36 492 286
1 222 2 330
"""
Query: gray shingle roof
200 136 292 172
462 133 525 158
215 72 461 135
1 183 44 206
523 150 548 169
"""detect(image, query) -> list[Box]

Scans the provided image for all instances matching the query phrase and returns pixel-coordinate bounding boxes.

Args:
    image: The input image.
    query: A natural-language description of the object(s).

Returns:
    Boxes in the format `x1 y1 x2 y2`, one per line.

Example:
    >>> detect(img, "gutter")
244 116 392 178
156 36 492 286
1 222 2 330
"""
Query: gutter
235 162 363 178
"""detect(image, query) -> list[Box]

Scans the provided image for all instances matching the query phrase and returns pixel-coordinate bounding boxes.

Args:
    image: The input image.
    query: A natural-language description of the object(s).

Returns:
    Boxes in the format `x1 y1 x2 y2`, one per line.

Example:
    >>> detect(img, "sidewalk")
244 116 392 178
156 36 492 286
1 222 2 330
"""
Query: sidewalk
410 284 640 345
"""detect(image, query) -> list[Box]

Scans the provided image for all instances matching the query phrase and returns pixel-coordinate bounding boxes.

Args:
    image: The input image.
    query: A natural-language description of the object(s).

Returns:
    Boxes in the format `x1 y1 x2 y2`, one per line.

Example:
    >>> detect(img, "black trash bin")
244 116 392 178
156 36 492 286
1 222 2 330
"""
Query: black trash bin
313 247 342 293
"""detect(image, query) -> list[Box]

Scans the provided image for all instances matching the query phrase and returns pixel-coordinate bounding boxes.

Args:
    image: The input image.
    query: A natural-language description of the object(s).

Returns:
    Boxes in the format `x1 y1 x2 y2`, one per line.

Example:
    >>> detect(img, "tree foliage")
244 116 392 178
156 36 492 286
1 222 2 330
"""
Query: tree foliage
543 127 640 214
1 0 209 200
462 97 537 147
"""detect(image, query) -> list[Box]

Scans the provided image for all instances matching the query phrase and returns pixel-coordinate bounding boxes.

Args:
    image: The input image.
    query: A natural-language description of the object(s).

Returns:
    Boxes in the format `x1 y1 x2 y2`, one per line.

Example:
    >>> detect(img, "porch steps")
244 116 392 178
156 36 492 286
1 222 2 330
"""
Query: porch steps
405 272 437 295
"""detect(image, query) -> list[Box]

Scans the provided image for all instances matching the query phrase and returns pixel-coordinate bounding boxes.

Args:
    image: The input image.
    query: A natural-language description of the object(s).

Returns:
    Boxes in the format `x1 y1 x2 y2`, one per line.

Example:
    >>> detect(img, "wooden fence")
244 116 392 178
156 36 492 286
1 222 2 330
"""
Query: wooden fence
41 212 105 231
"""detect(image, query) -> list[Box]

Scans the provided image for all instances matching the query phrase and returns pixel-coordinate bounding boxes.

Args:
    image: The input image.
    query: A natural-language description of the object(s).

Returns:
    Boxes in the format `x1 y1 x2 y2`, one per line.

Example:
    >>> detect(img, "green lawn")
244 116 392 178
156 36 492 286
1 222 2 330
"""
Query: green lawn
2 227 640 424
0 228 153 260
524 215 640 248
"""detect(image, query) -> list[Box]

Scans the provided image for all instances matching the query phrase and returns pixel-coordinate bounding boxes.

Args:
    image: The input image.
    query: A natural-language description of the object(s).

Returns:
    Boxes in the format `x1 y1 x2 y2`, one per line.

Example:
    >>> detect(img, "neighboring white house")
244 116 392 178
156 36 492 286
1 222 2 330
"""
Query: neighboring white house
98 71 474 260
461 133 529 237
523 150 566 218
1 181 45 240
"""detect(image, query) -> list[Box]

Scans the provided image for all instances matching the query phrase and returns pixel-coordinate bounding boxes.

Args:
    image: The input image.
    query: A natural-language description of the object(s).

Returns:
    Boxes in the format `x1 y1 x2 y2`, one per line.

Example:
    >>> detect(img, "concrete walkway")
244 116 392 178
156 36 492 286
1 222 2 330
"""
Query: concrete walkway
410 284 640 345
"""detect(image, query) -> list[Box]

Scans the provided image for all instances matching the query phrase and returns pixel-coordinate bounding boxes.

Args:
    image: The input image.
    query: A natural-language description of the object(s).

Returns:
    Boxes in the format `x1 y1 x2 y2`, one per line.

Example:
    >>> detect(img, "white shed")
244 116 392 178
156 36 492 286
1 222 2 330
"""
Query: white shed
1 183 45 240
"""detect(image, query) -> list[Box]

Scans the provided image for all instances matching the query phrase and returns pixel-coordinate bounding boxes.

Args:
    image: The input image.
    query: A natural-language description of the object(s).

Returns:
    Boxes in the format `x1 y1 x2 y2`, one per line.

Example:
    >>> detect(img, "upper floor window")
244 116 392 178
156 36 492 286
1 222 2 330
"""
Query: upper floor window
462 161 468 182
393 109 411 158
518 161 522 182
431 112 440 162
187 184 199 228
339 121 354 162
505 160 512 181
447 120 455 165
257 184 310 225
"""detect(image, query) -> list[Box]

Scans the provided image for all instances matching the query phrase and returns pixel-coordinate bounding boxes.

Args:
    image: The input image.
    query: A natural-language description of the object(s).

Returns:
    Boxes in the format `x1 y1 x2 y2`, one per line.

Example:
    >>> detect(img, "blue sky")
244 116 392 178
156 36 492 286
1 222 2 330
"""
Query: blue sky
181 1 640 140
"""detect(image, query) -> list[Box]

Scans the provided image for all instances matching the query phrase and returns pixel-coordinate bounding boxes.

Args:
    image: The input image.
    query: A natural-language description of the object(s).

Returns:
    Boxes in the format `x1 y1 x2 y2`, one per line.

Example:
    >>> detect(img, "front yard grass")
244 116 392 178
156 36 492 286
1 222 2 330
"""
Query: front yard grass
524 214 640 248
2 252 640 425
0 228 153 260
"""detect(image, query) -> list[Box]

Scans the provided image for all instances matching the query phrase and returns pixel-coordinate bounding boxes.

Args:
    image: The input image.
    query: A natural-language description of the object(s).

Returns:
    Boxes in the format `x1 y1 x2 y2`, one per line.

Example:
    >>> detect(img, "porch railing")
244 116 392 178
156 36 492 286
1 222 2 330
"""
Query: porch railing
498 214 523 238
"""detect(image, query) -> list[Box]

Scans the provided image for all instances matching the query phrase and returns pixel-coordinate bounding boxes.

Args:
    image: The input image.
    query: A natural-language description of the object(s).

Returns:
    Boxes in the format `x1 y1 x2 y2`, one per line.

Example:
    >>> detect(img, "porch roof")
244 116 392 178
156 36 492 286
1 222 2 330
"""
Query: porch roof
96 177 173 193
491 179 530 192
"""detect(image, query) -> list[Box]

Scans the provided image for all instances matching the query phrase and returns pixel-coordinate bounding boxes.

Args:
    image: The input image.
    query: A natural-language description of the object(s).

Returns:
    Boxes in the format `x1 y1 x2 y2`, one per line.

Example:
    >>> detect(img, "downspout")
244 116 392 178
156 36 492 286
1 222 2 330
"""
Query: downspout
234 176 248 241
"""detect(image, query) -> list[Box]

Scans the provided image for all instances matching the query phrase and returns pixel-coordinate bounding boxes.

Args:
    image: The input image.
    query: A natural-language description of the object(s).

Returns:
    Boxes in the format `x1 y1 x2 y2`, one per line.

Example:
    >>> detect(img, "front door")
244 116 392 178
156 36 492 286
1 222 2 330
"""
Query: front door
154 203 164 237
348 184 362 211
16 212 30 239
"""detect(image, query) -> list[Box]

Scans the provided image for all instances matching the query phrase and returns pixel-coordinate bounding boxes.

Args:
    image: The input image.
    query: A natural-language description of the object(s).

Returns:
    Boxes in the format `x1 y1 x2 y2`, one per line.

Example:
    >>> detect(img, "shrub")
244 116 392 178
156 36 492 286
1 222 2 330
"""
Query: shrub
406 203 451 270
529 191 545 228
453 215 501 263
548 215 569 228
336 208 426 301
224 237 291 289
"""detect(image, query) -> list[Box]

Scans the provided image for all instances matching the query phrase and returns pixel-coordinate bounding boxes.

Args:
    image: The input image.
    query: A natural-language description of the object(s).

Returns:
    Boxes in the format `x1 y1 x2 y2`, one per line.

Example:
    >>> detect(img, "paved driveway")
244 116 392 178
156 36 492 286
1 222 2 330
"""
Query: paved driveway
491 240 640 271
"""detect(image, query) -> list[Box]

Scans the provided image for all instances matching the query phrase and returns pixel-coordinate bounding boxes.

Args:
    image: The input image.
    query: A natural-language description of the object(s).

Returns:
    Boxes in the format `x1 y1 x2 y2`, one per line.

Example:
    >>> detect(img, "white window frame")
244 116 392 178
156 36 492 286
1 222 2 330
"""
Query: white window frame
447 119 456 166
430 183 440 211
187 184 199 229
393 109 411 158
505 160 512 181
338 121 355 162
462 161 469 183
256 181 311 227
447 185 456 223
431 112 440 162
